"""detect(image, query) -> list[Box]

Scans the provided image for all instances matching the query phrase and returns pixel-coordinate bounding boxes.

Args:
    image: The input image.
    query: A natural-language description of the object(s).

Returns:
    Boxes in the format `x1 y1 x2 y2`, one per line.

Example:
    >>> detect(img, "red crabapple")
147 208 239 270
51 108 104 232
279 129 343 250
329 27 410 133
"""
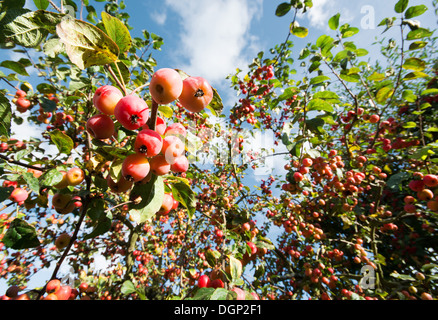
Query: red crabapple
423 174 438 188
178 76 213 113
198 275 211 288
162 136 185 164
114 95 150 130
149 155 171 176
122 154 150 182
46 279 61 294
165 123 187 137
149 68 183 104
158 193 174 215
9 188 28 204
86 114 115 139
170 155 189 173
134 129 163 157
93 85 124 115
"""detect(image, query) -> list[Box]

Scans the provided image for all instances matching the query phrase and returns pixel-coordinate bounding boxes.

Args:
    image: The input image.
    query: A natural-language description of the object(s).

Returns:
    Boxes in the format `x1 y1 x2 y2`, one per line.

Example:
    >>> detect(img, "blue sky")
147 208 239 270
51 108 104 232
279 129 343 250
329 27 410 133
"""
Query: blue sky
0 0 437 294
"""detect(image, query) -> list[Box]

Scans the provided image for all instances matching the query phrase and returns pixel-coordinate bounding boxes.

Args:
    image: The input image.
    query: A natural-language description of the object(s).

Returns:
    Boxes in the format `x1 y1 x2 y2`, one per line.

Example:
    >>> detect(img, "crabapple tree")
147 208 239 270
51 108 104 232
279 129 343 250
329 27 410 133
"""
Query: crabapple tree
0 0 437 302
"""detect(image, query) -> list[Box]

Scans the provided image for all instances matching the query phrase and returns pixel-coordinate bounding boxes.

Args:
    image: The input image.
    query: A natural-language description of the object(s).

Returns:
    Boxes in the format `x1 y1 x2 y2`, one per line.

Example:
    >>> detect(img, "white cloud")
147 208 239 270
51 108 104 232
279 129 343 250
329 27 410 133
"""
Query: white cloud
303 0 354 30
150 10 167 25
164 0 263 86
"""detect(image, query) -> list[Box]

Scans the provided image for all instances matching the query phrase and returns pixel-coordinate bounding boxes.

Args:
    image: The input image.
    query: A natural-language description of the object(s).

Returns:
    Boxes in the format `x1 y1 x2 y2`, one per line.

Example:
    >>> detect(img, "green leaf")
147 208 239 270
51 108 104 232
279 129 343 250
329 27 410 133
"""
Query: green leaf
409 41 427 51
306 118 325 134
158 105 173 118
33 0 49 10
421 88 438 96
83 216 111 240
0 93 12 138
3 218 40 249
290 23 308 38
206 87 224 116
406 28 434 40
390 272 415 281
313 91 340 103
310 75 330 86
171 182 196 219
275 3 292 17
56 15 119 69
22 172 40 193
0 187 14 202
40 169 63 187
340 25 359 38
1 10 64 47
395 0 409 13
307 98 334 113
403 71 430 81
48 129 74 155
190 287 215 300
367 72 385 82
402 57 426 71
403 121 417 128
405 5 428 19
129 176 165 224
0 60 29 76
121 280 137 295
328 13 340 30
339 70 360 83
402 89 417 102
101 11 132 53
375 86 394 104
229 255 243 283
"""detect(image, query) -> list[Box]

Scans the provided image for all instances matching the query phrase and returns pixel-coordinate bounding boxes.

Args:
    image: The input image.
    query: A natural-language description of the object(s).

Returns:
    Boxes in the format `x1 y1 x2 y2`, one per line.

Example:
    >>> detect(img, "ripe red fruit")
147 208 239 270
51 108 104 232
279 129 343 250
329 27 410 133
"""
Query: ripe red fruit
247 241 258 255
54 285 72 300
409 180 425 192
178 76 213 113
302 158 313 167
210 279 224 289
170 155 189 173
293 172 304 182
134 129 163 157
46 279 61 294
143 116 166 135
232 287 246 300
15 97 31 110
149 68 183 104
165 123 187 137
423 174 438 188
122 154 150 182
15 90 27 98
149 154 171 176
9 188 28 204
417 189 434 201
114 95 150 130
86 114 115 139
159 193 174 215
198 275 211 288
369 114 380 123
162 135 185 164
93 85 124 115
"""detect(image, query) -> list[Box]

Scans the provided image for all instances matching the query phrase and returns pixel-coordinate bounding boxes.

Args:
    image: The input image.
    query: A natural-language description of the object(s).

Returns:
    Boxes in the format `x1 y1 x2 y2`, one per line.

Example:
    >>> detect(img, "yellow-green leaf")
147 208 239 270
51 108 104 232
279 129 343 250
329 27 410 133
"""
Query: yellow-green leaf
101 11 132 53
56 15 119 70
376 86 394 104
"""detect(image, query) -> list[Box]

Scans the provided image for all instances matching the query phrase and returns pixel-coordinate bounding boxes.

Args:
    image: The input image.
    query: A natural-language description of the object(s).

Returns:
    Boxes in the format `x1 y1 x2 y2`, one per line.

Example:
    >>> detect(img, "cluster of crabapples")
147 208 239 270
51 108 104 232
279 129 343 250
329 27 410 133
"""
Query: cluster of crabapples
89 68 213 203
405 173 438 213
